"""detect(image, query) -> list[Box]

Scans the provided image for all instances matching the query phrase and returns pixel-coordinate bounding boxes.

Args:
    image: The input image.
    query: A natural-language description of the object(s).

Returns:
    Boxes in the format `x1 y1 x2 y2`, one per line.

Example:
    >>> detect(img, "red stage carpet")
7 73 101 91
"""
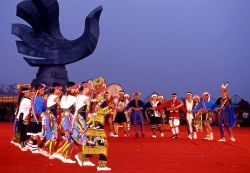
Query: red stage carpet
0 122 250 173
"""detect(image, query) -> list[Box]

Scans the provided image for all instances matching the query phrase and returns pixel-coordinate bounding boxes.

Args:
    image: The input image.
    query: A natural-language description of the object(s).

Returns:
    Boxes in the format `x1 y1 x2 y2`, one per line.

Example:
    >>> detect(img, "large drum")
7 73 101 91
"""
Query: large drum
106 83 123 98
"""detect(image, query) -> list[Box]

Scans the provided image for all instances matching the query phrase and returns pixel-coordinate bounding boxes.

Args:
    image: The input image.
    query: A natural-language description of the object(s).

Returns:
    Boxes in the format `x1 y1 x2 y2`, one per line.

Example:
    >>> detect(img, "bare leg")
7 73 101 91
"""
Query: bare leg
114 123 119 135
108 116 113 133
123 122 128 136
204 123 209 136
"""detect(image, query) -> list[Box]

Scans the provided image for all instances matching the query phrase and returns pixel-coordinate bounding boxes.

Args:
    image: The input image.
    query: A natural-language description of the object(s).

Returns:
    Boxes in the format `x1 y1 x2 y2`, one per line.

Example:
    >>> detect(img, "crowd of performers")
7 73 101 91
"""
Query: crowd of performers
11 78 112 171
11 78 237 171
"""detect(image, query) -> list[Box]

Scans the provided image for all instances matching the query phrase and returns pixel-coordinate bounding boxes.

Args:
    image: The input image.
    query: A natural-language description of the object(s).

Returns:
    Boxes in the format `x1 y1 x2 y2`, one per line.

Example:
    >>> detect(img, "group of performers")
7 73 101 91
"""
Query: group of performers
11 78 237 170
108 82 236 142
184 82 236 142
11 77 112 171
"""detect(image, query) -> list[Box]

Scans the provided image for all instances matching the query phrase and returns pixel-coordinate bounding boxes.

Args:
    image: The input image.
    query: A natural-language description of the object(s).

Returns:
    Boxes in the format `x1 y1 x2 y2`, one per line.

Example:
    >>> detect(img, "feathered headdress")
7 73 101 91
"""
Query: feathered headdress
221 82 229 90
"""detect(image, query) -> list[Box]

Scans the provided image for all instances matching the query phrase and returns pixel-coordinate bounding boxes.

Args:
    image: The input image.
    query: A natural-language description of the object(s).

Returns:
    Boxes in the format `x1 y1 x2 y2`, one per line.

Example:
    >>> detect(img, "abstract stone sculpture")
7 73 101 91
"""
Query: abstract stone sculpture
12 0 103 86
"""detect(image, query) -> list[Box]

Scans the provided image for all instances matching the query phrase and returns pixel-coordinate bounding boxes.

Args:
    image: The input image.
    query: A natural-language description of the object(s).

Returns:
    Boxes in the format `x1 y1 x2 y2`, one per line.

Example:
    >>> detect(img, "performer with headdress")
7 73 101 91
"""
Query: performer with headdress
50 82 77 163
183 92 196 139
157 95 168 130
26 84 47 153
214 82 236 142
192 95 201 138
40 110 57 156
79 78 111 171
113 90 129 137
40 83 62 156
96 91 115 137
157 95 169 124
127 92 145 138
145 94 164 138
92 77 106 101
156 93 183 138
46 83 62 118
10 84 31 147
192 92 214 140
16 87 32 151
73 85 95 166
158 96 165 104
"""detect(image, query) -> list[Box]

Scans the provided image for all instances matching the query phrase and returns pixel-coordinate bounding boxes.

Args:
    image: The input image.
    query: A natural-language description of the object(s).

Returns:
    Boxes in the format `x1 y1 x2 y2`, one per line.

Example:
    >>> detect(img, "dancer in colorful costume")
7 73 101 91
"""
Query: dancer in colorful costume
26 84 46 153
156 93 183 138
81 79 111 171
128 92 145 138
73 85 95 166
113 90 129 137
50 82 77 163
192 95 202 136
214 82 236 142
145 94 164 138
183 92 197 139
41 83 62 156
16 87 32 151
192 92 214 140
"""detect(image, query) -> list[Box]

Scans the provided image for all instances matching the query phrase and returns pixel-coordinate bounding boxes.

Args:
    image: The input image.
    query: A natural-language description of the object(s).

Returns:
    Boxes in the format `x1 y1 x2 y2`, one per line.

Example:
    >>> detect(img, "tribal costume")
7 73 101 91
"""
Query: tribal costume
145 94 164 138
192 92 214 140
215 83 236 142
183 92 197 139
47 94 60 118
96 92 114 136
156 93 183 138
52 92 76 163
27 95 45 135
27 85 46 153
73 92 92 166
44 93 60 140
192 95 201 135
16 91 31 151
113 90 129 137
41 111 57 155
50 81 77 163
128 92 145 138
83 106 111 171
74 83 111 171
39 93 60 155
114 98 127 123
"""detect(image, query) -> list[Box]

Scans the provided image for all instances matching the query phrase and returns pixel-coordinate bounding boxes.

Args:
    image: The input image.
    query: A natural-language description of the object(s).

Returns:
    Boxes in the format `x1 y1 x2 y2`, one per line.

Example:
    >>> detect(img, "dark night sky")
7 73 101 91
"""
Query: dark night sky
0 0 250 101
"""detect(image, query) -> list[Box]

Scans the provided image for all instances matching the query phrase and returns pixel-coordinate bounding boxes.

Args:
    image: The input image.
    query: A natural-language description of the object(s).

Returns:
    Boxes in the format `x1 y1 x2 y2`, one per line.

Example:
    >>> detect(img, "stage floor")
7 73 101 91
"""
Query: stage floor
0 122 250 173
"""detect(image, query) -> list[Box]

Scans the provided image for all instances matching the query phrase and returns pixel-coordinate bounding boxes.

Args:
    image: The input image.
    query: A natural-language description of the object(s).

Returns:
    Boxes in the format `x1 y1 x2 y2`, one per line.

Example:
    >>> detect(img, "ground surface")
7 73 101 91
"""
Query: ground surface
0 122 249 173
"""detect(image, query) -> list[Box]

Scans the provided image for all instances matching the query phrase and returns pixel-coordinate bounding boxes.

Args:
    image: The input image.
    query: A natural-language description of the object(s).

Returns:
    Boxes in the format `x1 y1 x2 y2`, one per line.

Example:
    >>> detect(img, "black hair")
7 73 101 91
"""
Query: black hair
52 82 61 87
79 86 84 92
67 81 75 87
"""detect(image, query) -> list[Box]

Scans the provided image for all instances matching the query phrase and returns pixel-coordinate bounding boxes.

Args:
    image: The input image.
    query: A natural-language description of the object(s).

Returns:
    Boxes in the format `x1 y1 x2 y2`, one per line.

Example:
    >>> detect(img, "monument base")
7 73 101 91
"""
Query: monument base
31 65 69 87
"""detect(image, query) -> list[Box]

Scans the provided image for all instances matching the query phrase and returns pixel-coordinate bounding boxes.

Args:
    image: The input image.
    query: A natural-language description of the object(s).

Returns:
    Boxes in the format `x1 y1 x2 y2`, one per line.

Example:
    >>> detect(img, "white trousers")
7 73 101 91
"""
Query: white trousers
169 119 180 134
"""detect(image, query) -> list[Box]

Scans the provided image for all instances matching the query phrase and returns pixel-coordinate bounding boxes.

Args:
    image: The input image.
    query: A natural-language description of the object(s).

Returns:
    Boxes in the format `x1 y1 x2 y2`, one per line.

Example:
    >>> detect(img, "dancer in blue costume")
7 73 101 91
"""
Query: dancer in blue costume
214 83 236 142
192 92 214 140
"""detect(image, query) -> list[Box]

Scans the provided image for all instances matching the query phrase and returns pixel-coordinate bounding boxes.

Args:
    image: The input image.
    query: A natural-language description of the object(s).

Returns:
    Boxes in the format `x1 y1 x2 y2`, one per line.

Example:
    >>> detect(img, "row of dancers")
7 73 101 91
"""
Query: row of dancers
110 83 236 142
10 79 236 171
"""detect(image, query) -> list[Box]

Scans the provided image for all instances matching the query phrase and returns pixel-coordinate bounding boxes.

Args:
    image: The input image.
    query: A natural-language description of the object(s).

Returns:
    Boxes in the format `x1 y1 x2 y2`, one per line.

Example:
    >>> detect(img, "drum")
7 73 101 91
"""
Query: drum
106 83 123 98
